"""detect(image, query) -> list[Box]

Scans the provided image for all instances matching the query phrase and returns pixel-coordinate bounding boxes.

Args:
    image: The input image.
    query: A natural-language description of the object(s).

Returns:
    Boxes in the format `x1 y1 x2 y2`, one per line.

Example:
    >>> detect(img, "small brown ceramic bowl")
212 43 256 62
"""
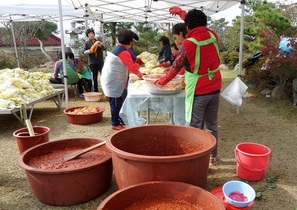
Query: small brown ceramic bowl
18 138 112 206
97 181 225 210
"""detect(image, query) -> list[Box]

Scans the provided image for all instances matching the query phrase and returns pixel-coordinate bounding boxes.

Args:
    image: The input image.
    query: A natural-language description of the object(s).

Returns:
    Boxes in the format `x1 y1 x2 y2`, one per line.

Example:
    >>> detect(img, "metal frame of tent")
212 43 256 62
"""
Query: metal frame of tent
0 0 246 109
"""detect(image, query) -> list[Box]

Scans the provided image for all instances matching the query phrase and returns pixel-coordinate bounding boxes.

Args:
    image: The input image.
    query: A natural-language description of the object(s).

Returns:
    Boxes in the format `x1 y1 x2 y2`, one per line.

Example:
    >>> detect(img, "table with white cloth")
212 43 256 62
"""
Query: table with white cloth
0 89 64 124
119 82 188 127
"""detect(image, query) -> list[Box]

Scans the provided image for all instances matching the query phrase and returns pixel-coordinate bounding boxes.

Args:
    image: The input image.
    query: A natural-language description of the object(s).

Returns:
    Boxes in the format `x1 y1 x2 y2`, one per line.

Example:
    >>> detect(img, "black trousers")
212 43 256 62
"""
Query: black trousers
90 63 103 92
49 78 91 94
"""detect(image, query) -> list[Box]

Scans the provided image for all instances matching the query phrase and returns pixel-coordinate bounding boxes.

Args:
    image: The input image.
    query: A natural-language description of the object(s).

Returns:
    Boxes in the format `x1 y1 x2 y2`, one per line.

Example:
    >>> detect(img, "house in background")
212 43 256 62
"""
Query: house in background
0 33 62 54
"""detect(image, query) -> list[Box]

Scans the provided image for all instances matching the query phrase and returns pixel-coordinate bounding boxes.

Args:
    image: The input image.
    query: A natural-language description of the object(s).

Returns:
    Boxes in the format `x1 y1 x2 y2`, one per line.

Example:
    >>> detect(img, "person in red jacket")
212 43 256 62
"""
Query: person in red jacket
155 23 187 76
156 9 222 165
155 43 178 68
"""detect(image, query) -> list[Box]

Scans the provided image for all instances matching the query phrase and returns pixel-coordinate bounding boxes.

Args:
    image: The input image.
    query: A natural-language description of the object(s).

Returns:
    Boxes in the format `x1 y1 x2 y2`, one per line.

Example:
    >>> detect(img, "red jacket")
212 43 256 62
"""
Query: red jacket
183 26 222 95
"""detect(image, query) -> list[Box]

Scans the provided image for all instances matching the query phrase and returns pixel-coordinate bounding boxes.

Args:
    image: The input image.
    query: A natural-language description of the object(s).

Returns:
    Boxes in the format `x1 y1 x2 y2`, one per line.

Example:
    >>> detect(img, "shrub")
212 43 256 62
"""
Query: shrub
244 28 297 100
0 50 17 69
220 51 239 69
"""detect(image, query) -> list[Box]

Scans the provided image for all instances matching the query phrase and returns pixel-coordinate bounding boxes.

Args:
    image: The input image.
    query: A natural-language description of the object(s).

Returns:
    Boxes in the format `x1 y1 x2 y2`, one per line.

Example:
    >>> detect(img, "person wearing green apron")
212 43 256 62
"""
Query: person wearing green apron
50 52 92 98
156 9 222 165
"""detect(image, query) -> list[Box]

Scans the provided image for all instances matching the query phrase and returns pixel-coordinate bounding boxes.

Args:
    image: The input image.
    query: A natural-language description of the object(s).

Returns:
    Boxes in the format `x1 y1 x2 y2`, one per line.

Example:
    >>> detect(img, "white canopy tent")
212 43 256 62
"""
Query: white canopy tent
0 0 245 108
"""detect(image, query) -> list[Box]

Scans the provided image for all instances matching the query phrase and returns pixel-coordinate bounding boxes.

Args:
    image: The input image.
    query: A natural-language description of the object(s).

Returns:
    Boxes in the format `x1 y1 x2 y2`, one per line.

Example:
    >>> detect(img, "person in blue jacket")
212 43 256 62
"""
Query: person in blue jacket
157 36 172 64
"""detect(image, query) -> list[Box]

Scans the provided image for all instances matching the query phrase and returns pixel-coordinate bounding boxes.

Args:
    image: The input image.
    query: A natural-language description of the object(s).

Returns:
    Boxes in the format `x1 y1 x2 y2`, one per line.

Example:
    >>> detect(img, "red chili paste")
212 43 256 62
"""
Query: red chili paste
121 136 203 156
124 199 204 210
28 146 110 170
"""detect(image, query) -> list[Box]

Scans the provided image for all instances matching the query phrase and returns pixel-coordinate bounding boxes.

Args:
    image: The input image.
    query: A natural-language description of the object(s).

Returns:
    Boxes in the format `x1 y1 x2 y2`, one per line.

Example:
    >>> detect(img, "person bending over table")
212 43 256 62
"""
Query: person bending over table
156 9 222 165
101 29 144 131
50 52 92 98
155 23 187 76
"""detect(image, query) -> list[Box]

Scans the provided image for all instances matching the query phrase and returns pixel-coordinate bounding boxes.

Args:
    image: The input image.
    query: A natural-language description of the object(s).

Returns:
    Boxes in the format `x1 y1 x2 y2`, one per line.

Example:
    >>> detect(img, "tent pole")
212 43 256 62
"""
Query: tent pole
100 16 106 58
238 0 245 77
58 0 69 108
236 0 246 114
10 20 20 68
84 4 89 29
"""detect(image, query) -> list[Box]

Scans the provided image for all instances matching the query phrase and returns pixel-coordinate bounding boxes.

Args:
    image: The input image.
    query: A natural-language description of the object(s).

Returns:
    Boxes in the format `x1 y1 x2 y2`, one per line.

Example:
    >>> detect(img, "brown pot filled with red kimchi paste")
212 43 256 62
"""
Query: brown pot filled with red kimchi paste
97 181 225 210
106 124 216 190
18 138 112 206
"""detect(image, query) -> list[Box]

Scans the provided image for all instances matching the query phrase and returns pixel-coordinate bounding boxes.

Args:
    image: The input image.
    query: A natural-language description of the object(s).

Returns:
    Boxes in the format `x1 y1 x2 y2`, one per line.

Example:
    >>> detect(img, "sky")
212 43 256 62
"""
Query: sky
210 0 289 23
211 4 242 23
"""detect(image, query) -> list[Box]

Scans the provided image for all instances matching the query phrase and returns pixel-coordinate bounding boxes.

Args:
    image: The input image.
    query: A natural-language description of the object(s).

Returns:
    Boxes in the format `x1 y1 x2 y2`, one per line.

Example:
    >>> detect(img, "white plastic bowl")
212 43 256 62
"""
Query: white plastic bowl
222 180 255 208
83 92 102 102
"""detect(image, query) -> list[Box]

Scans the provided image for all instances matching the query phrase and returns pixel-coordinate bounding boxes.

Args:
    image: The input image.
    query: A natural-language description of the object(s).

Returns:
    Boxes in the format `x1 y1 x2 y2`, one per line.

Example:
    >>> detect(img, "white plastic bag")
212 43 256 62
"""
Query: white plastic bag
101 52 129 97
221 77 248 106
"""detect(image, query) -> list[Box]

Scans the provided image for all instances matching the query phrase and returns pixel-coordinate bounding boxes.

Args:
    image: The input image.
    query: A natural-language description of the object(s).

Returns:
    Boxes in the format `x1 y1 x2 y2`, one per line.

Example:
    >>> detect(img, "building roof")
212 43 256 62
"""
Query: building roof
0 33 61 47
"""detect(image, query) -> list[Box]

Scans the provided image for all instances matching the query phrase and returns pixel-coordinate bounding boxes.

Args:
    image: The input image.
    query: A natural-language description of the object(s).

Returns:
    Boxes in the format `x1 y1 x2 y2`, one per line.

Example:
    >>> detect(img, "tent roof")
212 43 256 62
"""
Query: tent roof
0 0 241 23
0 3 85 22
77 0 240 23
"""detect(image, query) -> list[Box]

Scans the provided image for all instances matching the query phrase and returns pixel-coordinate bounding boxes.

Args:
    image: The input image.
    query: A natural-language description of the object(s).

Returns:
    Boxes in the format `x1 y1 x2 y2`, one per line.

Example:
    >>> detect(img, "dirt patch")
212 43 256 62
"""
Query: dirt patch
0 71 296 209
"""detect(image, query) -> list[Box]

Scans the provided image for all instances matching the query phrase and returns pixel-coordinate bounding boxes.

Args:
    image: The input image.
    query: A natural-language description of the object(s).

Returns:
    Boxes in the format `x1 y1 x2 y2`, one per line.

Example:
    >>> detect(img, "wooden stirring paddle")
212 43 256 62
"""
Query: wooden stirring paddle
25 119 35 136
63 141 106 161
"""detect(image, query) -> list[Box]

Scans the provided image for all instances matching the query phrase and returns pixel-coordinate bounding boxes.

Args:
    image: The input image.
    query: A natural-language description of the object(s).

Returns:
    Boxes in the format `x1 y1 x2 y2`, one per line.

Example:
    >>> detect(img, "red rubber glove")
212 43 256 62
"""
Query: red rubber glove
169 6 187 20
155 61 170 68
136 71 144 79
136 57 145 66
155 68 177 86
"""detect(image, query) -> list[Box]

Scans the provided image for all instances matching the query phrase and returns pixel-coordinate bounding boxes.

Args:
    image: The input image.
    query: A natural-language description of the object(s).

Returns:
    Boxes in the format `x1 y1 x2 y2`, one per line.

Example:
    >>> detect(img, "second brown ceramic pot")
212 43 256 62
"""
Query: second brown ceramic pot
106 124 216 189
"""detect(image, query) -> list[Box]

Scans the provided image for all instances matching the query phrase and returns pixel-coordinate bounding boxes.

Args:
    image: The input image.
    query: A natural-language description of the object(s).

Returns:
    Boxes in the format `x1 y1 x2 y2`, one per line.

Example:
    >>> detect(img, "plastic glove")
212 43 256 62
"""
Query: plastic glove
84 50 90 55
136 71 144 79
136 57 145 66
155 68 177 86
89 40 102 53
169 6 187 20
155 61 170 68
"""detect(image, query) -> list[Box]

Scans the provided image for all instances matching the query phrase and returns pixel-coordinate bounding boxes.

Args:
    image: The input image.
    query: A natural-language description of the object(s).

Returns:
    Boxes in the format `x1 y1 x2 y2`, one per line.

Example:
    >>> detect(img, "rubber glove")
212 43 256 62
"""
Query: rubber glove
169 6 187 20
155 61 170 68
136 57 145 66
155 68 177 86
136 71 144 79
89 40 102 53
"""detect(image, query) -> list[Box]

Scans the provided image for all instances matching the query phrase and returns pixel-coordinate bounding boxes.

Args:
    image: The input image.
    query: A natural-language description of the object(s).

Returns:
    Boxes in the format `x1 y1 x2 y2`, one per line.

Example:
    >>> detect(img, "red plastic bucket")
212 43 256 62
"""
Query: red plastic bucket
235 142 272 181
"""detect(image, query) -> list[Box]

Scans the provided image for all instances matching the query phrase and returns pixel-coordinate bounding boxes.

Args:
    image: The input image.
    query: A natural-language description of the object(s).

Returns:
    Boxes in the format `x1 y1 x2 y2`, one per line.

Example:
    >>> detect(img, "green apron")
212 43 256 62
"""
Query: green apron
185 32 220 122
63 61 79 85
79 66 92 80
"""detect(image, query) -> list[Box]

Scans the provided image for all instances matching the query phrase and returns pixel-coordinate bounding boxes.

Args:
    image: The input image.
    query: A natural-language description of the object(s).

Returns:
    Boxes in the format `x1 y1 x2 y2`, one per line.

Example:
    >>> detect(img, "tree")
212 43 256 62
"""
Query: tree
209 18 229 51
221 17 242 52
244 0 293 52
280 2 297 26
103 22 133 47
0 21 57 66
133 23 160 55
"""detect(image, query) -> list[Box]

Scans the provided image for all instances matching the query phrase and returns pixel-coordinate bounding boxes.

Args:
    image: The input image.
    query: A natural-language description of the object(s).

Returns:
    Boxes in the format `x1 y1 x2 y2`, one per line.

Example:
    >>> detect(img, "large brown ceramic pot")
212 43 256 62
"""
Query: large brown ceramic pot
106 125 216 189
98 181 225 210
18 138 112 206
